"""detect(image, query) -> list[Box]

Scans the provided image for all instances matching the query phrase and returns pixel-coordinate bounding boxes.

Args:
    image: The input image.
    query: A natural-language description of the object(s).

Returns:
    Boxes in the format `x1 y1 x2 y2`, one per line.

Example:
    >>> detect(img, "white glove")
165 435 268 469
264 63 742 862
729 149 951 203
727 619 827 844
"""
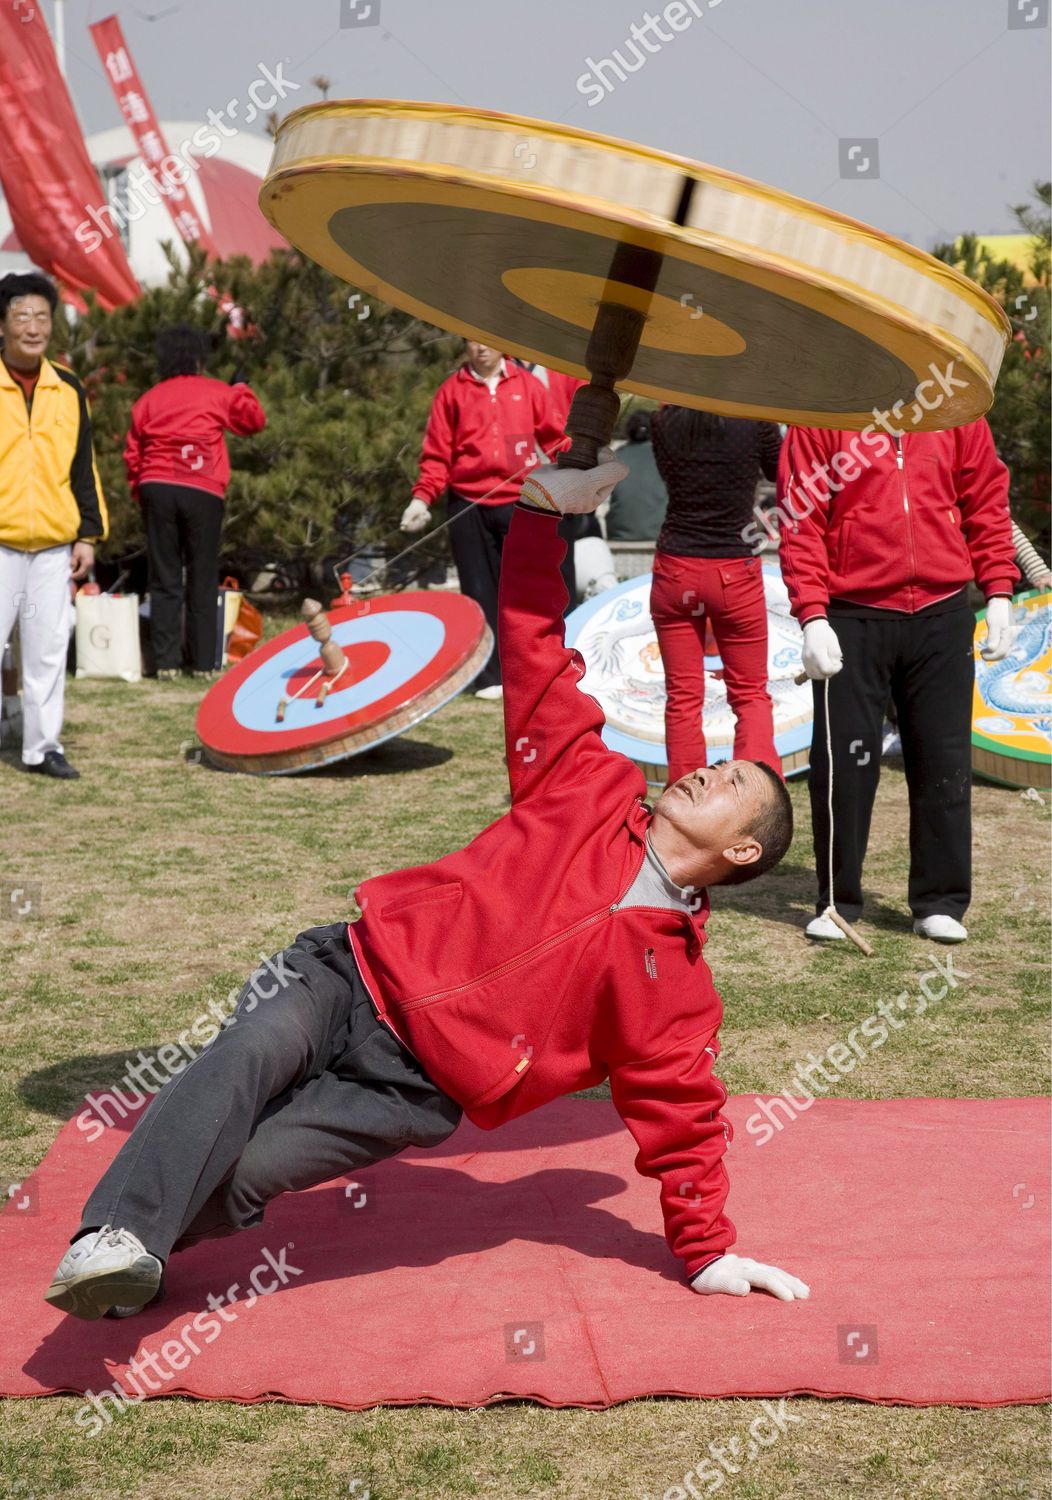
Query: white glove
400 498 431 533
692 1253 810 1301
981 596 1014 661
520 460 628 517
801 618 843 680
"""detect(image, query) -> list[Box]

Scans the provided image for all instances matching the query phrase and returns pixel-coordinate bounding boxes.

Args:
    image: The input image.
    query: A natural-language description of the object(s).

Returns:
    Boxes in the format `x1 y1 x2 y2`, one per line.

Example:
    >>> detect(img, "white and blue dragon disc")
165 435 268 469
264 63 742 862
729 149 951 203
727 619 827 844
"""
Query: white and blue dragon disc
972 590 1051 789
197 591 492 774
565 566 812 785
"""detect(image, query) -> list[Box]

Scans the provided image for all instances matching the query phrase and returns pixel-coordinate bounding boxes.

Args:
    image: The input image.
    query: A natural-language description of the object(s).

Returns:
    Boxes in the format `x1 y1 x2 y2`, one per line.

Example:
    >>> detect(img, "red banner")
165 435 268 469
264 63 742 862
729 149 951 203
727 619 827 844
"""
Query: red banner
89 15 218 258
0 5 139 309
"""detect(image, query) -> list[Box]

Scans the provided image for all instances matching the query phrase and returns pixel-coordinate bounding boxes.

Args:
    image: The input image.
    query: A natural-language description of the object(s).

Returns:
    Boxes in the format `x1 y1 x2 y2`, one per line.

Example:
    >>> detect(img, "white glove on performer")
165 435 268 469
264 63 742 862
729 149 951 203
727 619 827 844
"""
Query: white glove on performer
981 597 1014 661
520 459 628 517
691 1253 810 1301
801 618 843 680
400 498 431 533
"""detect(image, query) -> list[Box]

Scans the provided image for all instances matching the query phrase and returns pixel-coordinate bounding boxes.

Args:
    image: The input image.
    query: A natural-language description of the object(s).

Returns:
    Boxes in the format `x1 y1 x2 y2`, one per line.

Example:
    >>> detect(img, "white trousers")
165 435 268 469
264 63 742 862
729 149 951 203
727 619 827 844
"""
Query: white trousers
0 544 71 764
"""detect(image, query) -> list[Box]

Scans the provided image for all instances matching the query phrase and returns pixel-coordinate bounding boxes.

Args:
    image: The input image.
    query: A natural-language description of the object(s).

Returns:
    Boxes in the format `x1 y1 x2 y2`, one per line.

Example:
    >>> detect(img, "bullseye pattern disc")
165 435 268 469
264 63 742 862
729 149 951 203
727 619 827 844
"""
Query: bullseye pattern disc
566 568 813 782
196 591 492 775
971 591 1051 789
261 100 1008 430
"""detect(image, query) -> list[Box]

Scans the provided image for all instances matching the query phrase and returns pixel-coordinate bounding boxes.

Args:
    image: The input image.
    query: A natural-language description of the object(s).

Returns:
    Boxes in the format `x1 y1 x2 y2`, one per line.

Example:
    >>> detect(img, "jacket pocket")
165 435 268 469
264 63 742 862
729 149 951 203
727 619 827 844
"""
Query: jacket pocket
910 502 970 582
469 1053 532 1110
833 520 854 577
379 880 463 919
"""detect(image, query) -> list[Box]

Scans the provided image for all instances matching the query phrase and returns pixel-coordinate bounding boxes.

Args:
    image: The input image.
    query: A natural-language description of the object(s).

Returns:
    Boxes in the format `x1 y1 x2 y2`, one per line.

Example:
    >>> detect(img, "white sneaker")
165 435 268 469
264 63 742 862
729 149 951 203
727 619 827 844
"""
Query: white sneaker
913 914 967 943
44 1226 163 1322
474 684 503 701
805 913 845 941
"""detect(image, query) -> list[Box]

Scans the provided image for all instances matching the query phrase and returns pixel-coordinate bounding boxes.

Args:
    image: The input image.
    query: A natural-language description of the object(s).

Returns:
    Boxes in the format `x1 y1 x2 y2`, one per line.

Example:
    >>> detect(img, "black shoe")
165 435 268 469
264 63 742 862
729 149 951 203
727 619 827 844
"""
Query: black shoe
24 751 80 780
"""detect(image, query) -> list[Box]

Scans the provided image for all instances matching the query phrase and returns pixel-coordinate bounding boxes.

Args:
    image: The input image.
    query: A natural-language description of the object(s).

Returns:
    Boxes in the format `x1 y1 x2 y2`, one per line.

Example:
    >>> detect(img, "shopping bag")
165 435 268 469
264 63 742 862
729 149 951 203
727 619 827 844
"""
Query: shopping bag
75 592 142 682
215 576 261 665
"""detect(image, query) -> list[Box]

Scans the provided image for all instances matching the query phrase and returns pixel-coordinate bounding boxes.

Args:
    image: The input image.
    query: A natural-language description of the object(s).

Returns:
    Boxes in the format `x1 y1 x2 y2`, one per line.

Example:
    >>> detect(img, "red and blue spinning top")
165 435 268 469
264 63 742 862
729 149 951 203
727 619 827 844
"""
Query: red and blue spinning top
196 591 492 775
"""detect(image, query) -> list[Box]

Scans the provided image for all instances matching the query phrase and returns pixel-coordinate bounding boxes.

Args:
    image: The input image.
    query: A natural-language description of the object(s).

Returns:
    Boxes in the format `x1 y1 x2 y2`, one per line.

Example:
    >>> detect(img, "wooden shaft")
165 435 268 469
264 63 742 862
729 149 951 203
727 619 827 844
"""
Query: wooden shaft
825 905 874 957
559 243 664 470
301 598 345 677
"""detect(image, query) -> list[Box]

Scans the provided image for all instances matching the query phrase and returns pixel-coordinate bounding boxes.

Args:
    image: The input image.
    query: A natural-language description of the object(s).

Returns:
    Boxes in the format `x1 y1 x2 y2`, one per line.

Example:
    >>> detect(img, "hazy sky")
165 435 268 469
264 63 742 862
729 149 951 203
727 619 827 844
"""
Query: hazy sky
54 0 1049 249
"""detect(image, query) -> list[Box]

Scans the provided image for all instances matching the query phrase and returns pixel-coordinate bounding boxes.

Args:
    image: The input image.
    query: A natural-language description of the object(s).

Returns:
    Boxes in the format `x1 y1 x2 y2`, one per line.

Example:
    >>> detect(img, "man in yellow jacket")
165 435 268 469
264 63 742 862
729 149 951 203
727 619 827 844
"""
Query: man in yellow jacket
0 272 108 779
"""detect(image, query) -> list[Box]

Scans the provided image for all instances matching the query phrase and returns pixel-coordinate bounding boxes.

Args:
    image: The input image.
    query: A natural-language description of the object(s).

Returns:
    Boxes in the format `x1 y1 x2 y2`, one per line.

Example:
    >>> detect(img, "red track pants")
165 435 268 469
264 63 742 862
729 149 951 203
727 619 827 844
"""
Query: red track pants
649 551 780 783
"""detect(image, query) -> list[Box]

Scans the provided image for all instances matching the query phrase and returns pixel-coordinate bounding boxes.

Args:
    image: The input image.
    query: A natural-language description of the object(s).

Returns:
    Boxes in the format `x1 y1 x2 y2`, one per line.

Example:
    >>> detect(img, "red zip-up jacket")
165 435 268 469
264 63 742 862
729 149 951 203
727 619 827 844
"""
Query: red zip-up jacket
124 374 266 501
776 420 1018 622
519 364 588 431
412 362 565 508
347 505 734 1282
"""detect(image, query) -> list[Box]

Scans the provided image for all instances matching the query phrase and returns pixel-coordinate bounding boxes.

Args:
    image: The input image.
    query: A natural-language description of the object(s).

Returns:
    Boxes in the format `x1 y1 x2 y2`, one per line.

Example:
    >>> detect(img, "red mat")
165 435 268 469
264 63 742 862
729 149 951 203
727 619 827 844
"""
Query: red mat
1 1097 1048 1411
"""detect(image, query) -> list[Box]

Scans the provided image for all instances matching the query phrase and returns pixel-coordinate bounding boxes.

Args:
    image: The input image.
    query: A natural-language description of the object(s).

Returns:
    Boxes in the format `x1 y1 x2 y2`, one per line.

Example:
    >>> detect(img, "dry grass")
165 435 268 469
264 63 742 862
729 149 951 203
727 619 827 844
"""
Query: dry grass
0 650 1048 1500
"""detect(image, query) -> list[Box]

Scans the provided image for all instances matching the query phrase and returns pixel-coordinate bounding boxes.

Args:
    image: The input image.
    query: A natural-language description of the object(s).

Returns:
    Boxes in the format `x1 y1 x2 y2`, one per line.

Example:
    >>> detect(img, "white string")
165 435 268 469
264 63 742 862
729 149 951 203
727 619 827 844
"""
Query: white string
823 675 835 919
334 435 570 595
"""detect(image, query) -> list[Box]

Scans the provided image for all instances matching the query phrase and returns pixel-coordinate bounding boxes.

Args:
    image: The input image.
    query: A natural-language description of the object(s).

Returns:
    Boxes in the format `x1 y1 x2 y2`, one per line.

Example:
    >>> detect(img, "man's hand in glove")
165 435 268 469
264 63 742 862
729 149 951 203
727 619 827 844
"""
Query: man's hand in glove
691 1253 810 1301
400 498 432 534
520 459 628 517
981 597 1014 662
801 618 843 680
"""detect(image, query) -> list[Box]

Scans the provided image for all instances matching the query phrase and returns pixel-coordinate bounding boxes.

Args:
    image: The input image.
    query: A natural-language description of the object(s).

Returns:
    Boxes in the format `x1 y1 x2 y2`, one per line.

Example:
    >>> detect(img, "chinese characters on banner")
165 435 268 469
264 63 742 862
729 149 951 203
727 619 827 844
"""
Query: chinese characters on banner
88 14 218 257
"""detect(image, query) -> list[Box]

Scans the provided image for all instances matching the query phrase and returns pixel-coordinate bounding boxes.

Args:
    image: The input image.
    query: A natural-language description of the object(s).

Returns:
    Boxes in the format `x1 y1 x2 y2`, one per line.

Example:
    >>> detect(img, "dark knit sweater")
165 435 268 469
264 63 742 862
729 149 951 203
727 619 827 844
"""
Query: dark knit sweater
653 411 782 558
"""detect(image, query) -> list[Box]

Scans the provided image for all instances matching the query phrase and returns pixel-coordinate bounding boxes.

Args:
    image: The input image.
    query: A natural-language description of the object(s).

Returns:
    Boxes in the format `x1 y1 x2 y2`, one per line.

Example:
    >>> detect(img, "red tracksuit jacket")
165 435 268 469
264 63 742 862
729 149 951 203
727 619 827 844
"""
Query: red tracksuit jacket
124 375 266 501
776 419 1018 622
347 505 734 1281
412 362 565 508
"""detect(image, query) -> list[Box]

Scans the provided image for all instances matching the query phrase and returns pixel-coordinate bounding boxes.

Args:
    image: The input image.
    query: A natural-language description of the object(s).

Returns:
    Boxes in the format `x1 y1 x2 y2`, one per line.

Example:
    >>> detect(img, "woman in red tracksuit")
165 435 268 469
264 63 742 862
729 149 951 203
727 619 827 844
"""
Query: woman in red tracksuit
124 325 266 678
650 406 783 783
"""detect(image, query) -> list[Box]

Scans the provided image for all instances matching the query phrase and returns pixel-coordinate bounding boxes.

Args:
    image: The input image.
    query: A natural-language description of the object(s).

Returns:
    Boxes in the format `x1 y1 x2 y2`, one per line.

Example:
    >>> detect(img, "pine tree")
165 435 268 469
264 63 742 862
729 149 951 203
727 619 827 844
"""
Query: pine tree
56 244 461 589
932 183 1050 548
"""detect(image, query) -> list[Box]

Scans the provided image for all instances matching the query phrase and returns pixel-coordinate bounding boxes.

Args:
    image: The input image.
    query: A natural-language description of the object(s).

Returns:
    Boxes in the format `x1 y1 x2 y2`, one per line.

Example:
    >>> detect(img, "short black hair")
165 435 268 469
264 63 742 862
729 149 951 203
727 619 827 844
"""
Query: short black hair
0 272 58 321
156 323 209 381
717 760 794 886
626 409 652 443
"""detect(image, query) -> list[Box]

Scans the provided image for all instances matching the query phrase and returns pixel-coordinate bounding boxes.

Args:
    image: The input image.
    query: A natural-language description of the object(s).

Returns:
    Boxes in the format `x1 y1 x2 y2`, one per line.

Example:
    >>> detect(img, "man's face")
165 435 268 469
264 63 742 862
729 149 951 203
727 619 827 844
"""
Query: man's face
2 295 52 369
466 341 501 377
651 760 771 879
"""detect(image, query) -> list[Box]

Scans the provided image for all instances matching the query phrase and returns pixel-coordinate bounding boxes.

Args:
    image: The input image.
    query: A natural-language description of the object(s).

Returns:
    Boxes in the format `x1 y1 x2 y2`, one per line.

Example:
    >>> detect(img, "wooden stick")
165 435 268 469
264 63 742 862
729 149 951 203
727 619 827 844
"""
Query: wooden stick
558 242 665 471
824 905 874 957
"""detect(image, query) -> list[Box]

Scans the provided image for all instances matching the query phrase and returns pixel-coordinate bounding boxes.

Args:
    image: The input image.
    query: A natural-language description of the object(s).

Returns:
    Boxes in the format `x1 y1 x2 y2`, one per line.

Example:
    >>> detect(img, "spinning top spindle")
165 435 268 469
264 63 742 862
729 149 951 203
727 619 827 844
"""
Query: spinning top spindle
302 599 347 680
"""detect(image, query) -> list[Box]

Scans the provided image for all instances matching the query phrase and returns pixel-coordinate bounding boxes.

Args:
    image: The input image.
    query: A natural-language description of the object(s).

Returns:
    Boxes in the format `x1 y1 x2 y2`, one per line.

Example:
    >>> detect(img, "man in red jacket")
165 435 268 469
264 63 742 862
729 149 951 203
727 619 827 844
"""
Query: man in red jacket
46 459 806 1323
778 418 1018 945
401 341 564 699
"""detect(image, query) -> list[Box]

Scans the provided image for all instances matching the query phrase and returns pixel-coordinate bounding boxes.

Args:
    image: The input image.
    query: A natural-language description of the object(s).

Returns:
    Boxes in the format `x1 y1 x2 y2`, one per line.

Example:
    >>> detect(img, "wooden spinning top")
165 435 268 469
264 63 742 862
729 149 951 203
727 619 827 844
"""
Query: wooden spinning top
276 599 350 720
260 99 1009 453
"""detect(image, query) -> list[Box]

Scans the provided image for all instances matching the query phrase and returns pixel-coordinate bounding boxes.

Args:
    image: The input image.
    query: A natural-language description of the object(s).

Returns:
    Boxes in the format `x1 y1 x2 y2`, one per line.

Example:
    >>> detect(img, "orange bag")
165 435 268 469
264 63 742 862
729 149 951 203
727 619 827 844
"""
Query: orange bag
219 576 263 663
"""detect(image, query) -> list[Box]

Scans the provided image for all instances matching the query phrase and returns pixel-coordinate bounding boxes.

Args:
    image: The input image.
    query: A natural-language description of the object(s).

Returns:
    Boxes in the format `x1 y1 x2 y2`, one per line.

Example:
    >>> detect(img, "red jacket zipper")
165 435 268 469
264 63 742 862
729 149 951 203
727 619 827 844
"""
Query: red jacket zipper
896 435 918 609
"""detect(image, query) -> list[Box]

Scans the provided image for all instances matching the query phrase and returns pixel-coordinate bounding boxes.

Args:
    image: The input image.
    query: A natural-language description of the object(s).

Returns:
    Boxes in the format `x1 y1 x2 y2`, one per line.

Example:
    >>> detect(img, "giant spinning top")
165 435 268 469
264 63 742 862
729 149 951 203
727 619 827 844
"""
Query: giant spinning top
260 99 1010 465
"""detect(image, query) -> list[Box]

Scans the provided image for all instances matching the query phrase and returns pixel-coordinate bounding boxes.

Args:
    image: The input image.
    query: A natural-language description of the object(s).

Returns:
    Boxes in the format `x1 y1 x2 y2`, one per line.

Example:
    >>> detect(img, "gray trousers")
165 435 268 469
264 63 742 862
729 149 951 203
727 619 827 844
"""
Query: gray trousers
79 925 462 1261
